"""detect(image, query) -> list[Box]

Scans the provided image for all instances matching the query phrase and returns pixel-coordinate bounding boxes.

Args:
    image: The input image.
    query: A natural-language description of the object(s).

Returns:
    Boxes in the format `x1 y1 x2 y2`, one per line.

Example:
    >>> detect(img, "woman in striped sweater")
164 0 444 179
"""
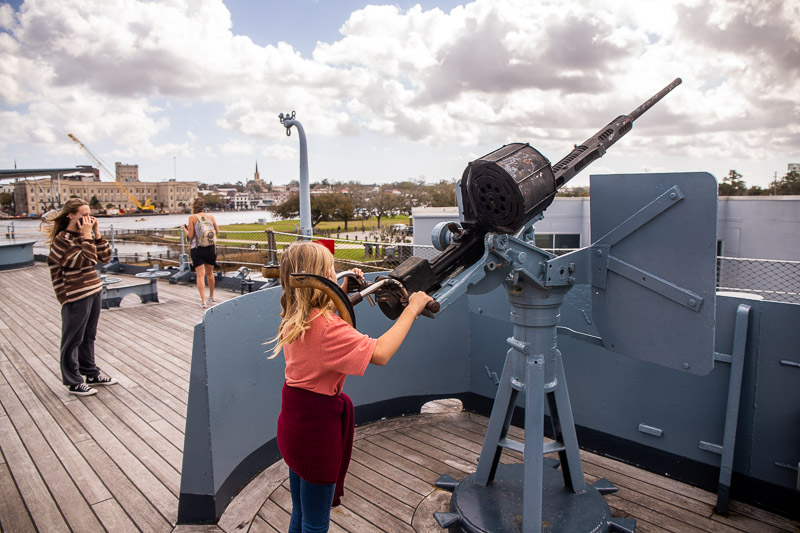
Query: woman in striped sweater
46 199 118 396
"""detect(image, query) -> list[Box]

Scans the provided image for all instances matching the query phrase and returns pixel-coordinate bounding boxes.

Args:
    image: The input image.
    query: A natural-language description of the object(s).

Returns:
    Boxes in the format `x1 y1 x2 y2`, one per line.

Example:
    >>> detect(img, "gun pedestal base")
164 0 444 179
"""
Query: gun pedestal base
436 461 631 533
436 280 635 533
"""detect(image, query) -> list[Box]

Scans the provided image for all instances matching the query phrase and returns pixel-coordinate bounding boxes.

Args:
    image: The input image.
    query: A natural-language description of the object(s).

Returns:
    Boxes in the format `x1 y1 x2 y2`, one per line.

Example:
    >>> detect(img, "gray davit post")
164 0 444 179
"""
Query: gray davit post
279 111 312 238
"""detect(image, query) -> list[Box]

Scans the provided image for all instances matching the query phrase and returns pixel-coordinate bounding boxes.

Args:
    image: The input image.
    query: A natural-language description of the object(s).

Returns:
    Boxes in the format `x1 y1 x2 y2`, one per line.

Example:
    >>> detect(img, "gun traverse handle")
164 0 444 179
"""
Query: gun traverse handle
289 273 357 328
426 301 440 313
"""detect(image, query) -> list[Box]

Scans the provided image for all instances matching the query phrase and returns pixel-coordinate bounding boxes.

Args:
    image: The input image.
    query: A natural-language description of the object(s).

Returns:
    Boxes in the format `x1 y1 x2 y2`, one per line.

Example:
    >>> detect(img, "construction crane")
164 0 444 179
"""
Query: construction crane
67 134 155 211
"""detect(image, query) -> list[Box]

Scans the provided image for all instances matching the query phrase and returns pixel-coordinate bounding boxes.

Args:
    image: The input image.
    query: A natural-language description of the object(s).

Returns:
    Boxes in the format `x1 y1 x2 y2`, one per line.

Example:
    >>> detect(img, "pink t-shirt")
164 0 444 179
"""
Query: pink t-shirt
284 309 376 396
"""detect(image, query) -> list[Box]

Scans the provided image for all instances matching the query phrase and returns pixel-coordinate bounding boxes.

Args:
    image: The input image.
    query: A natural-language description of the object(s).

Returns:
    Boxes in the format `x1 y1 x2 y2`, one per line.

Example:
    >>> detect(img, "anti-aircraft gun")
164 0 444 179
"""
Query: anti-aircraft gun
266 79 690 532
370 78 683 320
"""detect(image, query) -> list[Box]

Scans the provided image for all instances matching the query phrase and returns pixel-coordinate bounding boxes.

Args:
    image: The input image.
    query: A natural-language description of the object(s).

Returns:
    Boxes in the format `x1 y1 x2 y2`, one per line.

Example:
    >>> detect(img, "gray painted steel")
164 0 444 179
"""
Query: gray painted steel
280 114 312 237
715 303 750 514
443 462 617 533
178 172 800 524
0 239 35 270
588 173 718 375
179 280 800 523
718 196 800 260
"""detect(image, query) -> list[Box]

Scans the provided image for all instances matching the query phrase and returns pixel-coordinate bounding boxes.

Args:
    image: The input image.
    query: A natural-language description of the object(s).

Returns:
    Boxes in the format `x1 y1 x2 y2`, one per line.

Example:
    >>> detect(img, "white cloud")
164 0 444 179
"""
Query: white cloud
0 4 14 30
219 139 256 156
262 144 297 161
0 0 797 186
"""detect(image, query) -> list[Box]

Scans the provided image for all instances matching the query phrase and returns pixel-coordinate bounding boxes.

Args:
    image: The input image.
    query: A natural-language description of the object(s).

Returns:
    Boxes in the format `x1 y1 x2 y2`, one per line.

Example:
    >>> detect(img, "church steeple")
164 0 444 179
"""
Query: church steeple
254 161 260 182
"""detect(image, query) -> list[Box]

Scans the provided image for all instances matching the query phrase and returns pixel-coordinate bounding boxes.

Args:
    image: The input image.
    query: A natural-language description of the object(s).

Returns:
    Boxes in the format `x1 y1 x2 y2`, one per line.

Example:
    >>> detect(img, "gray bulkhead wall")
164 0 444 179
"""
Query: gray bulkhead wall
718 196 800 260
179 276 472 523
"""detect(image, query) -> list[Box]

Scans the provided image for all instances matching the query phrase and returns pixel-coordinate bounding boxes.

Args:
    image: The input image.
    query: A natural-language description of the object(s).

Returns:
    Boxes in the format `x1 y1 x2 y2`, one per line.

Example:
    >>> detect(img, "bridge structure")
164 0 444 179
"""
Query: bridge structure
0 166 97 180
1 166 100 212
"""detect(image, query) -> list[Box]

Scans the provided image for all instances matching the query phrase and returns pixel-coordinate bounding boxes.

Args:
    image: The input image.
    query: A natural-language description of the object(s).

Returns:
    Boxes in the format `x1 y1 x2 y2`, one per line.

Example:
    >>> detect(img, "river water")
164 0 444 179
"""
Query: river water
6 210 277 232
4 210 279 256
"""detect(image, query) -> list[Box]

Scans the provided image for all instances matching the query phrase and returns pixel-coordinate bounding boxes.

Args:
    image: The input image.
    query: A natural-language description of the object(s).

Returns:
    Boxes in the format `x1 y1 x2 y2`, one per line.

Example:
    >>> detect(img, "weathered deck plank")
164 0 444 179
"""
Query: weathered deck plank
0 359 111 506
0 264 796 533
0 264 233 532
0 445 37 533
0 402 70 532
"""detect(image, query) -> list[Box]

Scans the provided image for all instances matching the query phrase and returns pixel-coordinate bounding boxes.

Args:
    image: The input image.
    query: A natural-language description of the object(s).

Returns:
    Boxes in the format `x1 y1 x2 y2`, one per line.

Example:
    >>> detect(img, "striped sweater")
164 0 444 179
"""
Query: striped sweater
47 231 112 305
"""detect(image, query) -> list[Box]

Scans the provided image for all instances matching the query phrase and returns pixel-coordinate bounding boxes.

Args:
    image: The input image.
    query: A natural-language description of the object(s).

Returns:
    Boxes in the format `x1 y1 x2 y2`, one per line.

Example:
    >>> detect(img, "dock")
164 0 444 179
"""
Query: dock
0 264 797 532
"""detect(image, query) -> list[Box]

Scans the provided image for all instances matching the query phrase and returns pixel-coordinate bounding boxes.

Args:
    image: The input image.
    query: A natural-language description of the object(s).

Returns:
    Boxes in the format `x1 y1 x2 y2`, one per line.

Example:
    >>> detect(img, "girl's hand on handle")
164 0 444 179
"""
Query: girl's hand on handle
407 291 434 316
372 291 434 366
341 268 365 292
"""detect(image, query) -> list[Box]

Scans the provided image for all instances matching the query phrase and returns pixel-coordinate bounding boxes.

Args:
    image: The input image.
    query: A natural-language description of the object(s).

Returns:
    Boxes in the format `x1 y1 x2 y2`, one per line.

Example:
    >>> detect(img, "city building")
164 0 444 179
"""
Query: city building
232 191 261 210
12 163 198 215
261 184 295 206
115 162 139 183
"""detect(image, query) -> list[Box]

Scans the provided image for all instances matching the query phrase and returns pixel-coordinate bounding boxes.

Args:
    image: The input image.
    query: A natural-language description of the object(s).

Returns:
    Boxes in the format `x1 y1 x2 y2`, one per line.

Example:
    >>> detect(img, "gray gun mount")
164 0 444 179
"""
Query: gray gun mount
376 78 682 319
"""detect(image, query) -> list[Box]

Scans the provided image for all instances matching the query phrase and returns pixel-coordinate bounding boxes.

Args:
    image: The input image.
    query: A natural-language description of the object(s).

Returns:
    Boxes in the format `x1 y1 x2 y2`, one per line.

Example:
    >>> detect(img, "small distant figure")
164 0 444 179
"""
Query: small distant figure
270 242 432 533
182 197 219 309
45 199 118 397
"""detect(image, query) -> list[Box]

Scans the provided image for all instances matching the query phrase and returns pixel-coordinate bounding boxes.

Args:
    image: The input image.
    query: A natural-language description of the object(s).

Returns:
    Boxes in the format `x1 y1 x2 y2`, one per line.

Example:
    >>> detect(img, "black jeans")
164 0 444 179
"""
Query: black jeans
60 292 103 386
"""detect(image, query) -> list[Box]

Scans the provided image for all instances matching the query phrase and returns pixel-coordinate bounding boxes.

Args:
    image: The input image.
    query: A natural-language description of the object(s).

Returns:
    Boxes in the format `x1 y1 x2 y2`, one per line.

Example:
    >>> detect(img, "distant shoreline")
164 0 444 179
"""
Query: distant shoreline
95 212 172 218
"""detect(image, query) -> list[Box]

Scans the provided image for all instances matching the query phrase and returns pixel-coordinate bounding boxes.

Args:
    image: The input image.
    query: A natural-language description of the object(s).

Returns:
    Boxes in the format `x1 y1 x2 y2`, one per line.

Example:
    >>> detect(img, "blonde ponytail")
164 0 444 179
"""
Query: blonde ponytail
268 241 335 358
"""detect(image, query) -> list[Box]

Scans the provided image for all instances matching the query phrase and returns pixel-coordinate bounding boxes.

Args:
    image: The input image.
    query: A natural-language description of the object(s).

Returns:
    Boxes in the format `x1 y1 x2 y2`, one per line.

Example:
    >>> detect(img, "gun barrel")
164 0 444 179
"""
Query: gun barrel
628 77 682 122
552 77 682 187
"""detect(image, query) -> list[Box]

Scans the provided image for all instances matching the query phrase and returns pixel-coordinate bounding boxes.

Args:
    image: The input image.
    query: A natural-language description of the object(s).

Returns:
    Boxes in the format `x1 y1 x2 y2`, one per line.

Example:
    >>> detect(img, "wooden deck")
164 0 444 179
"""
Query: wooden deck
0 264 797 533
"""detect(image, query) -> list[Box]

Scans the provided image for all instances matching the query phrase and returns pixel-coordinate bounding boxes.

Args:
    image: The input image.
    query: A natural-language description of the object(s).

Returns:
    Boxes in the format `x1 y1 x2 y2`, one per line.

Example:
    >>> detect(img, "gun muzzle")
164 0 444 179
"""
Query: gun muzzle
628 78 682 122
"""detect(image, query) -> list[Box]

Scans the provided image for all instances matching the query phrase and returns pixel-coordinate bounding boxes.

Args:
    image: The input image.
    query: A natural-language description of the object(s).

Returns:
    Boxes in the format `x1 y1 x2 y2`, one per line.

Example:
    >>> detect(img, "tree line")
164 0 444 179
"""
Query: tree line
718 169 800 196
269 180 458 229
182 168 800 229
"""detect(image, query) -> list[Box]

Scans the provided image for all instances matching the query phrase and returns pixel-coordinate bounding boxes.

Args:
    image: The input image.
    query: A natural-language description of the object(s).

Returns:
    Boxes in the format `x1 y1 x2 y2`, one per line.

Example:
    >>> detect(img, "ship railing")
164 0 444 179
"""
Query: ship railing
11 225 800 304
716 256 800 304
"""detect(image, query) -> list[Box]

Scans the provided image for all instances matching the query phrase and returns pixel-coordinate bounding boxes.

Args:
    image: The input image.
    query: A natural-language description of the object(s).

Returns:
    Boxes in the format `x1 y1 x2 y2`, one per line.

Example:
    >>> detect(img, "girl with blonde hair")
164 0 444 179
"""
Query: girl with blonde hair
272 241 432 533
45 198 117 396
182 196 219 308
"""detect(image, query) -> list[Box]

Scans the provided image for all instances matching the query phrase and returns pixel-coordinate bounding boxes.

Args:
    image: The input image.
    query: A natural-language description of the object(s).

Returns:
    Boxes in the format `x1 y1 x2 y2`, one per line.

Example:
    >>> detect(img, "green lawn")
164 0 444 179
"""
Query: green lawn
218 215 410 233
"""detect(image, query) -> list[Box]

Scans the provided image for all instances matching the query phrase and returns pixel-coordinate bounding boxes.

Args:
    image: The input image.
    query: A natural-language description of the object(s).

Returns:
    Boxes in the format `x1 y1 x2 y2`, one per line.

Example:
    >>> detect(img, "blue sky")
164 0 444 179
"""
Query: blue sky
226 0 465 57
0 0 798 189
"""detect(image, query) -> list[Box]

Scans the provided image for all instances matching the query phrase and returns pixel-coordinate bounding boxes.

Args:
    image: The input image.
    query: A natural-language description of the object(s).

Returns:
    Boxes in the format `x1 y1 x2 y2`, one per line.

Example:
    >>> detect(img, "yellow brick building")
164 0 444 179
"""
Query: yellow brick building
13 164 198 215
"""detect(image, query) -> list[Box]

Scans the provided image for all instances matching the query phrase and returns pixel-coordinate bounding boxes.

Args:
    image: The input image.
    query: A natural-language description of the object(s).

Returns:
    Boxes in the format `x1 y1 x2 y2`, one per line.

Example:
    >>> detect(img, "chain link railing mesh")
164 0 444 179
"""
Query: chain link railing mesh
5 224 798 303
92 228 442 274
716 256 800 304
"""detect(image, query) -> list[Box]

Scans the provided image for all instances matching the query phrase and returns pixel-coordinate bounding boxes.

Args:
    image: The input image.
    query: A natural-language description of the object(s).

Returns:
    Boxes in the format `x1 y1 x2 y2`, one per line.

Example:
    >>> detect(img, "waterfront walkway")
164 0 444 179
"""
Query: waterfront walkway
0 264 797 532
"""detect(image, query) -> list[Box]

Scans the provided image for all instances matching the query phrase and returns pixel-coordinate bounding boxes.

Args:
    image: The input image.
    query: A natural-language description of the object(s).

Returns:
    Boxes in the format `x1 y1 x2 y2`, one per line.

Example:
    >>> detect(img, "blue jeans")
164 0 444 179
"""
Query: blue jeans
288 468 336 533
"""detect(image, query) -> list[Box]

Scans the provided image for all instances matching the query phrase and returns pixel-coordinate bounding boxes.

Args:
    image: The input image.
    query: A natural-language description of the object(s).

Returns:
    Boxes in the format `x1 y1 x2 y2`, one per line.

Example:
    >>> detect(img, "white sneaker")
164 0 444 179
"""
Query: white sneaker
68 383 96 396
201 301 208 309
86 374 118 386
208 297 215 304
